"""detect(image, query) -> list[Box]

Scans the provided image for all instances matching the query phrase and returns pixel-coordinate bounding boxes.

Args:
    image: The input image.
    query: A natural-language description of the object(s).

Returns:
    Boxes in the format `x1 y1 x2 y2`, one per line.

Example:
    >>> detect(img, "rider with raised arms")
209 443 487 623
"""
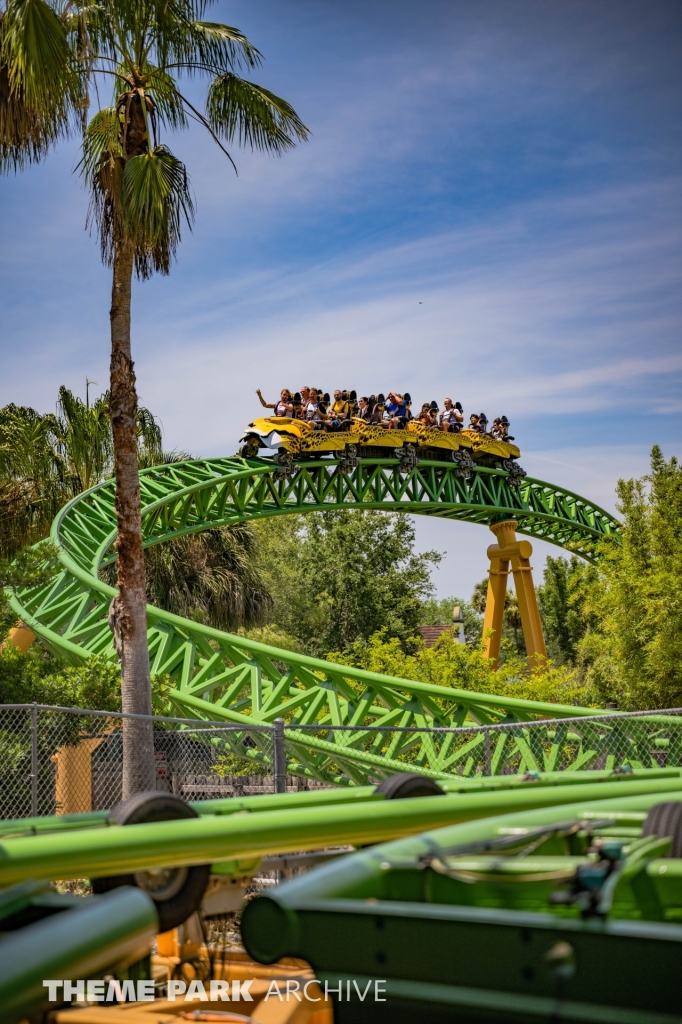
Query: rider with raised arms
383 391 407 429
256 388 294 417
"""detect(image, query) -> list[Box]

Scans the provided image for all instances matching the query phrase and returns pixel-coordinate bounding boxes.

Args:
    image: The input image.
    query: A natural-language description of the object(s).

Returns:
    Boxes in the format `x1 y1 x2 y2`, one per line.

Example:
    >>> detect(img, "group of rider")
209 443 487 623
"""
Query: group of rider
256 388 514 441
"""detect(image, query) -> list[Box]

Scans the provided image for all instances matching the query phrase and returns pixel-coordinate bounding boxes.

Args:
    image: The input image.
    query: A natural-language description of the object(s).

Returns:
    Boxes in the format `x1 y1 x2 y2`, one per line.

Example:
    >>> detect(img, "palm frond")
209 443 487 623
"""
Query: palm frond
0 0 80 172
0 403 64 556
181 21 262 73
79 104 120 184
79 106 125 265
66 0 113 67
136 406 163 465
0 59 58 171
2 0 74 106
143 523 274 631
146 65 187 130
81 114 194 277
54 385 113 491
52 1 306 276
207 73 309 154
121 144 194 276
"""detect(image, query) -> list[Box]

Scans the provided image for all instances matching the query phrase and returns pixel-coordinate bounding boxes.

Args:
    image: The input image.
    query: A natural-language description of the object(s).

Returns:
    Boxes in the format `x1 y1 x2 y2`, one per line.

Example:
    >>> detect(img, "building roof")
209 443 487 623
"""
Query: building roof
418 624 454 648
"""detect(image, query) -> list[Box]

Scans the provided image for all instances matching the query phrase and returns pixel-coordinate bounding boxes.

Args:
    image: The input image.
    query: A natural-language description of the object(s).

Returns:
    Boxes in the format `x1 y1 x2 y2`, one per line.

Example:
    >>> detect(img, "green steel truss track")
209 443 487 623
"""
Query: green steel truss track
9 455 624 784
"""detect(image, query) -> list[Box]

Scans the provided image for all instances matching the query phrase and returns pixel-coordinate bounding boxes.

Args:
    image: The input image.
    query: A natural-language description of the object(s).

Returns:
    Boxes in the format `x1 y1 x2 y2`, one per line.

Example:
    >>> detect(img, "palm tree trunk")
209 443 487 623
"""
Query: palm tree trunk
108 240 156 797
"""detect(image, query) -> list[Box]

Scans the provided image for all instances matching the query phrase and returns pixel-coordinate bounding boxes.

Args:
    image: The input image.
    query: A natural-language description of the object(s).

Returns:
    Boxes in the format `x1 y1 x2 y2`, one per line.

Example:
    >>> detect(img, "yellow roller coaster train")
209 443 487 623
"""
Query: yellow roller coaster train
240 390 525 482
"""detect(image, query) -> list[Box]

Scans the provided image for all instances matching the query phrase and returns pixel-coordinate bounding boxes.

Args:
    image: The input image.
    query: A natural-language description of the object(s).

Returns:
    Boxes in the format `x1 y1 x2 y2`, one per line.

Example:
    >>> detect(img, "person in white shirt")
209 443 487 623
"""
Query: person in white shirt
439 398 463 432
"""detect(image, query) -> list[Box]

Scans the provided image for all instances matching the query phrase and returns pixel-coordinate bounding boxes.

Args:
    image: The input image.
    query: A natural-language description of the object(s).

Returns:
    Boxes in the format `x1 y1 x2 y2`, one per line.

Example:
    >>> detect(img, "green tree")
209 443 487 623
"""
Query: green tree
579 447 682 709
537 555 596 666
0 646 122 710
250 514 315 646
254 511 440 657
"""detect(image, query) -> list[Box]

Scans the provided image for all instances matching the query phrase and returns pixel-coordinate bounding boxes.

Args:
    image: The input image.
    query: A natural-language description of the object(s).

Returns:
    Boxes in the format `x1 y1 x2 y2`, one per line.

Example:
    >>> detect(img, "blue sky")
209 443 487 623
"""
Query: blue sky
1 0 681 598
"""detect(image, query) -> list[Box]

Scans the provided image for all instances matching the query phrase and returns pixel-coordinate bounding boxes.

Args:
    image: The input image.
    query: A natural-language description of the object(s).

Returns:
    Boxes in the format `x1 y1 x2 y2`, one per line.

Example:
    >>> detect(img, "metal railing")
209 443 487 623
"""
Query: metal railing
1 704 681 819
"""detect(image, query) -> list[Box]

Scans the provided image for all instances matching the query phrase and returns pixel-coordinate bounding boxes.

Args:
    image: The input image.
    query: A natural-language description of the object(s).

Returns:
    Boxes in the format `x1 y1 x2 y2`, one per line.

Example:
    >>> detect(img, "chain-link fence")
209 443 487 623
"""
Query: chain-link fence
2 704 682 820
283 708 682 784
0 705 302 821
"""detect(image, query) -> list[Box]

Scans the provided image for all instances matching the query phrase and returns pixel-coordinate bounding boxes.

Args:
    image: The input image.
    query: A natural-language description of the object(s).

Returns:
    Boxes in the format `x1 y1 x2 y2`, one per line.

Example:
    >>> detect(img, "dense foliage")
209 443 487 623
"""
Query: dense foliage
576 447 682 710
330 629 587 708
142 523 273 631
0 646 121 709
536 556 596 666
250 510 440 657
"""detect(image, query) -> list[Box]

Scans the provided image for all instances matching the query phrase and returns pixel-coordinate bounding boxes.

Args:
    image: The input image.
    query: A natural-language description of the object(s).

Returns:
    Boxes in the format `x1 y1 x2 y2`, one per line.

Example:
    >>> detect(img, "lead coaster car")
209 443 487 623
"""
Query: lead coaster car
238 418 527 483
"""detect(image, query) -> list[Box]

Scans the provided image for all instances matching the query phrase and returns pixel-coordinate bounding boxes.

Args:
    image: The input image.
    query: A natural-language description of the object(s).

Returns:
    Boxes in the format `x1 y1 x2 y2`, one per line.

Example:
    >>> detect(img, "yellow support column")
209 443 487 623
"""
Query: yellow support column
509 539 547 670
484 520 547 672
482 550 510 668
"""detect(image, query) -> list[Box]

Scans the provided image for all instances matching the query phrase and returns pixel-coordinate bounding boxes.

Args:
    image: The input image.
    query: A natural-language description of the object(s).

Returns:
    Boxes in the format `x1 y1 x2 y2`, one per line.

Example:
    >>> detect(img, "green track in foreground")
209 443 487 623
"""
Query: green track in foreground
239 791 682 1023
9 455 628 784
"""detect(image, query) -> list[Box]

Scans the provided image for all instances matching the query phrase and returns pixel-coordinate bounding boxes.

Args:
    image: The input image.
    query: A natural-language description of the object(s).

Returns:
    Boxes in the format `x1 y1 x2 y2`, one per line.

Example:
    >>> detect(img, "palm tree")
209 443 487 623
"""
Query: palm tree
53 385 113 492
144 523 273 631
503 591 525 654
0 387 163 559
53 384 162 492
3 0 308 794
471 578 488 615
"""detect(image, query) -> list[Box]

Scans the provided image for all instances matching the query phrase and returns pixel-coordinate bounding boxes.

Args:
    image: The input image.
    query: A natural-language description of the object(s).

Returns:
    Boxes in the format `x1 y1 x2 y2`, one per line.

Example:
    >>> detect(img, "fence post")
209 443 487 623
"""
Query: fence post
483 727 492 777
30 703 39 817
273 718 286 794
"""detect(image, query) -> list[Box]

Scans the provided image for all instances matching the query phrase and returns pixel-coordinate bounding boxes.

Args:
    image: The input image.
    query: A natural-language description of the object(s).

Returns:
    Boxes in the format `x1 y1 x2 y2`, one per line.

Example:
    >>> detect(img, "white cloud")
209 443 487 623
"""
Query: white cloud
127 175 681 458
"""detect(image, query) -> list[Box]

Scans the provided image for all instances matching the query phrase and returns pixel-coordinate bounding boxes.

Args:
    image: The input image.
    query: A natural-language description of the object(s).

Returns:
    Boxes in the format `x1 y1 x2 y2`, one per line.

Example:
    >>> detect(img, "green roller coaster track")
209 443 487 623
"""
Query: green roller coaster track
9 454 629 785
